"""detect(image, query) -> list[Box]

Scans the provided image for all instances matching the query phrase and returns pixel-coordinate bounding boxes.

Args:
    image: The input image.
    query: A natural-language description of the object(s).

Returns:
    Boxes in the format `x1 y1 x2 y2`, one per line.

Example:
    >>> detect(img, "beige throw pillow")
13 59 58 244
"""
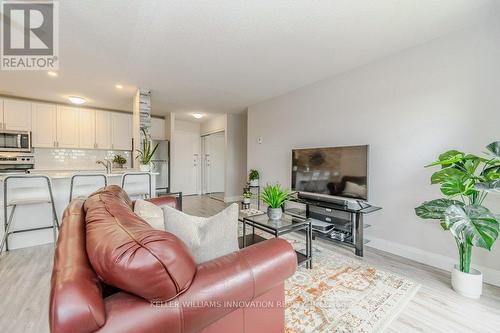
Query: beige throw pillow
162 203 239 263
134 199 166 230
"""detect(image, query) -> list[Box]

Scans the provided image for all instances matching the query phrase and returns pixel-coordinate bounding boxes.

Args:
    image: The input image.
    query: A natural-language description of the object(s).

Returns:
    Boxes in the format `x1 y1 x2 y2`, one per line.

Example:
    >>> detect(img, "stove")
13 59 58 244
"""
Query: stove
0 153 34 174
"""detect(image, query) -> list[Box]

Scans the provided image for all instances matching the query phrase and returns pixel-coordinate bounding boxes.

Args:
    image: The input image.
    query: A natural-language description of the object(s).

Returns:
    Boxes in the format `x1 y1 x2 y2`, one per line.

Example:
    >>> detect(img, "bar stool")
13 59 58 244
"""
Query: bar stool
121 172 152 199
69 174 108 202
0 175 59 254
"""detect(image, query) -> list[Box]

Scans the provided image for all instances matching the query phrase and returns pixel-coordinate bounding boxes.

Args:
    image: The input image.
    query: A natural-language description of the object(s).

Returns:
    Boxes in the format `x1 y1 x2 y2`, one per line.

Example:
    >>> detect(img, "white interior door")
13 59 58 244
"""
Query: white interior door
203 132 225 194
175 130 200 195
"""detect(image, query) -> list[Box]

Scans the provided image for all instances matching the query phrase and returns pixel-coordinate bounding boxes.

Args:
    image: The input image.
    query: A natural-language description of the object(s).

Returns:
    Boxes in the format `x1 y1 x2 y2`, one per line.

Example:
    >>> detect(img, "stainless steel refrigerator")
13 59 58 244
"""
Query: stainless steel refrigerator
151 140 170 195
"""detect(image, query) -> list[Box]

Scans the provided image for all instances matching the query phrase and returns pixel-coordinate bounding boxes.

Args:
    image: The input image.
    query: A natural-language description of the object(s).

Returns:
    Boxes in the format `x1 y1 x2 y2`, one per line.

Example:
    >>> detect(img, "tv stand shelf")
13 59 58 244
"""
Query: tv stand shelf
287 197 381 257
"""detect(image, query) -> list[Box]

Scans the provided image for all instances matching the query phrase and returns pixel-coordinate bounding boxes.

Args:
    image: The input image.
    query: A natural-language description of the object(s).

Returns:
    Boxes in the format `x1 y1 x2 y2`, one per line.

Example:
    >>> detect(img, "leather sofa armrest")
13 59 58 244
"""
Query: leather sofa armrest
96 238 297 333
145 193 182 210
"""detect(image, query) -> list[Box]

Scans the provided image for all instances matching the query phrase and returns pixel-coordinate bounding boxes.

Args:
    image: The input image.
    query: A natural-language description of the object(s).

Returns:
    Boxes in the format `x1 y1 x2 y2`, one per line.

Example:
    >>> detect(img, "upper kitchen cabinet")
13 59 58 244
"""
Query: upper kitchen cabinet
151 117 166 140
56 106 80 148
78 109 96 149
110 112 132 150
2 99 32 131
95 110 111 149
32 103 57 148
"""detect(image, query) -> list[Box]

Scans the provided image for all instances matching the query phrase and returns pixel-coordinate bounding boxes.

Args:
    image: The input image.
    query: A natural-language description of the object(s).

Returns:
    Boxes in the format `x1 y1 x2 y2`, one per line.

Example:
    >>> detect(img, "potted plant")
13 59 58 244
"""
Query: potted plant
415 141 500 298
243 191 252 204
249 169 260 187
112 154 127 169
261 183 291 220
136 129 158 172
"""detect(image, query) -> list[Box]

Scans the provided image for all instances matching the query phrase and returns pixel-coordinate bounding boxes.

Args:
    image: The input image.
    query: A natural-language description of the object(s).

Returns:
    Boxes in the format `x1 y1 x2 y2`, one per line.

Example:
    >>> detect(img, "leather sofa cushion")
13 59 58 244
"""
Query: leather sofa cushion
84 186 196 302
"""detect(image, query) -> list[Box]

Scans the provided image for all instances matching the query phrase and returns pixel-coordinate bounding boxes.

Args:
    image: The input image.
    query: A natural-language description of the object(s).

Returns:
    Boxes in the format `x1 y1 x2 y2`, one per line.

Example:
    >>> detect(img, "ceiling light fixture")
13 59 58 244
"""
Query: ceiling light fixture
115 84 123 89
192 113 204 119
47 71 58 77
68 96 86 105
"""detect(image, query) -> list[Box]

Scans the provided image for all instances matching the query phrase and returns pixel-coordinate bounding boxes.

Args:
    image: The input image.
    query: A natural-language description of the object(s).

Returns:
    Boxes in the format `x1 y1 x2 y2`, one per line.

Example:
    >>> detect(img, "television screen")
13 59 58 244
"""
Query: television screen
291 145 368 200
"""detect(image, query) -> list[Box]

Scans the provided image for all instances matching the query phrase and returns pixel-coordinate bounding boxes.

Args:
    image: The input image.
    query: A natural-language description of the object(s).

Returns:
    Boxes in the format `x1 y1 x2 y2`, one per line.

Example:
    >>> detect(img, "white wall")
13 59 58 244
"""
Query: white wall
201 114 227 135
247 20 500 285
225 113 247 202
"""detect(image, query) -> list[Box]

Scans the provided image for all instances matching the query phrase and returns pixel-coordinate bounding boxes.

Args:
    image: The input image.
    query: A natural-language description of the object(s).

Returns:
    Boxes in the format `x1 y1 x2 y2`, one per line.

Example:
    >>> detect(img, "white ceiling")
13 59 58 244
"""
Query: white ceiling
0 0 498 117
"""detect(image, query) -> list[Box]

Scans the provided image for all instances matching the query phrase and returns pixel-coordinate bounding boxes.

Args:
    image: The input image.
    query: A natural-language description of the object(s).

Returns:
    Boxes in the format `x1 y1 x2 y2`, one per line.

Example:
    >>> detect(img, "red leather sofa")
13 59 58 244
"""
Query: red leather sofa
49 186 297 333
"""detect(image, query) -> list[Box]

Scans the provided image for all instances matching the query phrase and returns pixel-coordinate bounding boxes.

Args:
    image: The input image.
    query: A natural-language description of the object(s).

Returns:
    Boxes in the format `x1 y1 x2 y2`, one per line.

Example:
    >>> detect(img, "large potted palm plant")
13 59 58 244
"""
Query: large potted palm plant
415 141 500 298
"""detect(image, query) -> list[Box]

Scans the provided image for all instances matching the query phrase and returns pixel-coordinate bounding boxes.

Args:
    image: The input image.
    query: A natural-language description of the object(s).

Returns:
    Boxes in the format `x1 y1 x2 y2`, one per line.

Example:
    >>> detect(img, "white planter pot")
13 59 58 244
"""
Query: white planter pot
267 207 282 220
249 179 259 187
451 265 482 299
243 198 251 204
139 164 150 172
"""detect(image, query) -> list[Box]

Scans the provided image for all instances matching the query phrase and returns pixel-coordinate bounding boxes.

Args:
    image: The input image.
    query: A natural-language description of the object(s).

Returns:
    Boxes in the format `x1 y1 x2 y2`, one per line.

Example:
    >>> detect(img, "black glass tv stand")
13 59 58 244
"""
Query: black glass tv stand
286 197 381 257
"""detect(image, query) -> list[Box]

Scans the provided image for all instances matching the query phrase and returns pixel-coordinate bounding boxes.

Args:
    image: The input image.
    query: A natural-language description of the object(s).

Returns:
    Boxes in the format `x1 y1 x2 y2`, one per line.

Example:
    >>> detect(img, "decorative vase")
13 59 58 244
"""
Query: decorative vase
139 163 150 172
451 265 482 299
249 179 259 187
267 207 282 220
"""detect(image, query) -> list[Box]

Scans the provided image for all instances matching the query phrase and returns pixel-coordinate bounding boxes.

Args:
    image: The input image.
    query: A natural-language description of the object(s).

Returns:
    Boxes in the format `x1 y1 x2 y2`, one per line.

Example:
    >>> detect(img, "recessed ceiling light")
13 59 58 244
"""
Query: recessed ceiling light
47 71 58 77
192 113 204 119
68 96 86 105
115 84 123 89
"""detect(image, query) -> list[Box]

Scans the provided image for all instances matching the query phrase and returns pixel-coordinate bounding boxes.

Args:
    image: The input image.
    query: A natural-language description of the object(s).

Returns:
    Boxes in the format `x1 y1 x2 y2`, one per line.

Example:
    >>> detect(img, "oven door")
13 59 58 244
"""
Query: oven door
0 131 31 152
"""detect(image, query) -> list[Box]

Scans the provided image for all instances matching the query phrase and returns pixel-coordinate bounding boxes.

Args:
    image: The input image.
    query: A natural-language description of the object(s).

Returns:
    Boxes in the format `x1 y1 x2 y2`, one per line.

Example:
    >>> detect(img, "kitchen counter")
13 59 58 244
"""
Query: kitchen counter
0 169 157 250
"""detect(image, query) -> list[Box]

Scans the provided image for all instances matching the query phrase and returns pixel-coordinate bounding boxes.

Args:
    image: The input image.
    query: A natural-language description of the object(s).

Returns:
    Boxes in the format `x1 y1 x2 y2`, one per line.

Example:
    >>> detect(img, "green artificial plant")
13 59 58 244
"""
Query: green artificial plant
249 169 260 181
415 141 500 274
113 154 127 166
136 128 159 165
261 183 290 208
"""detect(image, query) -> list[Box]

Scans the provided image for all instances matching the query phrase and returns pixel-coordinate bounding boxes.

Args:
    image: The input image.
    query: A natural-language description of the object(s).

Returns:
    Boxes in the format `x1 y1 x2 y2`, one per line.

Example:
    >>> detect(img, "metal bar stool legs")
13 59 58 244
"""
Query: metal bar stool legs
121 172 152 199
0 175 59 255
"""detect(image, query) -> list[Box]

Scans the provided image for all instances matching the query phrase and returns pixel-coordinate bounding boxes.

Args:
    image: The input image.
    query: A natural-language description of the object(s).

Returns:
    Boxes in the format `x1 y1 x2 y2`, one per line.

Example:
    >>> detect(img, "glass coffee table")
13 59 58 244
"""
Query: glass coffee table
239 213 312 269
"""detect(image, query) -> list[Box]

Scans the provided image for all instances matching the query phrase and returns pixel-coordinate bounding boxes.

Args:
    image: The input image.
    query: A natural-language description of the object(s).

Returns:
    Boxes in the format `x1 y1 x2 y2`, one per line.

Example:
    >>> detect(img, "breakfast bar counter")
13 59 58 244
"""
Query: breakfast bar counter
0 170 157 250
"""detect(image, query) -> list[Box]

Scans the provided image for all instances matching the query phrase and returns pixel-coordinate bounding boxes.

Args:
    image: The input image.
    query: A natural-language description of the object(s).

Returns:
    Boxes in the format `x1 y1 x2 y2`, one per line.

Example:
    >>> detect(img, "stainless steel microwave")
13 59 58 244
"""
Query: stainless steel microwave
0 131 31 152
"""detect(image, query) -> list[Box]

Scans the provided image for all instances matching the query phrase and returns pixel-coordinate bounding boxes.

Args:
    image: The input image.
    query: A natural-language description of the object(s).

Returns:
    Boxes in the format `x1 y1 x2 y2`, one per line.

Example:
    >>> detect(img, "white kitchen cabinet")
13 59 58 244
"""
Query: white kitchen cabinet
32 103 57 148
78 109 96 149
56 106 80 148
2 99 32 131
151 117 166 140
111 112 132 150
95 110 111 149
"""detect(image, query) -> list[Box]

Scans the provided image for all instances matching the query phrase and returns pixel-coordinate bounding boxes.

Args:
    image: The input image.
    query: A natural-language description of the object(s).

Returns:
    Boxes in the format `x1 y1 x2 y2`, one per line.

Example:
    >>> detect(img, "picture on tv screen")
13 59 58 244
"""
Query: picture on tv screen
291 145 368 200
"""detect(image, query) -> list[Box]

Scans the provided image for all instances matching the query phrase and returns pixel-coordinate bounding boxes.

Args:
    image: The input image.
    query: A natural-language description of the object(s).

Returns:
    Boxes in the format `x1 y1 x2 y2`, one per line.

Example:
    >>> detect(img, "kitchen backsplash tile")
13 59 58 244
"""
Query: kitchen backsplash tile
34 148 132 170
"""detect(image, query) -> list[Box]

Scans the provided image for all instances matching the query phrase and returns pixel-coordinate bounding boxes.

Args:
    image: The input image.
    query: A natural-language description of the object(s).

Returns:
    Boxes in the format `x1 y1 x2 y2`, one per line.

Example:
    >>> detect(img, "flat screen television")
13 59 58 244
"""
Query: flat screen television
291 145 369 201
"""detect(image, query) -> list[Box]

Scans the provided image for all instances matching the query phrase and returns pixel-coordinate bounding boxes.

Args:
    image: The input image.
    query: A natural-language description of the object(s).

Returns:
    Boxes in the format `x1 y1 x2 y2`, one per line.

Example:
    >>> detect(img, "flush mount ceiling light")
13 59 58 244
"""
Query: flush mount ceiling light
192 113 204 119
115 84 123 89
47 71 58 77
68 96 86 105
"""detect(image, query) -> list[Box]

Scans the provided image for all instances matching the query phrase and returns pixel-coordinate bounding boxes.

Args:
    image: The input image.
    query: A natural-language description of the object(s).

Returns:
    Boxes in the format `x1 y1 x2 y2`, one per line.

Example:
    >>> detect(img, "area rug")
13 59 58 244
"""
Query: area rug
281 234 420 333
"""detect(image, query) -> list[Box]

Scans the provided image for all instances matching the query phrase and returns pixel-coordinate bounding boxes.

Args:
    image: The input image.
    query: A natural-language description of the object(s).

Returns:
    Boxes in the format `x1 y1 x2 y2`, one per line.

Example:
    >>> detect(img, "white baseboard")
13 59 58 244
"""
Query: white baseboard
366 236 500 287
224 195 242 203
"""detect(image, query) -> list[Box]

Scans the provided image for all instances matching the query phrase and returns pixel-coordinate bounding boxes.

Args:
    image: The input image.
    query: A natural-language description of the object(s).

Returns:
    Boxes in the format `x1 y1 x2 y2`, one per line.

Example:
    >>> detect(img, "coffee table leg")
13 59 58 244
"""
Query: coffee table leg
309 223 313 269
243 220 247 247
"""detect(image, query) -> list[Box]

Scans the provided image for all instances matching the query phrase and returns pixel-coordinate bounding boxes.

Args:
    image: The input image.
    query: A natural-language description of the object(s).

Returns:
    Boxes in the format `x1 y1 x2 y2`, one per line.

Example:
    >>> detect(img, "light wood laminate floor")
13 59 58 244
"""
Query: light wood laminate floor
0 195 499 333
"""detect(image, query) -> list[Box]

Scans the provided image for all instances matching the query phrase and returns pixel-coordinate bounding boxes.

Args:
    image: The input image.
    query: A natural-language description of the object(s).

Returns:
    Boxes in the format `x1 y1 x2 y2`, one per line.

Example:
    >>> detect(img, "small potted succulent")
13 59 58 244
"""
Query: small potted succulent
136 129 158 172
249 169 260 187
415 141 500 298
112 154 127 169
261 183 291 220
243 191 252 204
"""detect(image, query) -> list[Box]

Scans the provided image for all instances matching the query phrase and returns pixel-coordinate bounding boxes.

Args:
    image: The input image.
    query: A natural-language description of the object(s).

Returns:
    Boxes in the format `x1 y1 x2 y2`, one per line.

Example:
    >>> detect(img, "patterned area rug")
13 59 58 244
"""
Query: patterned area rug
282 234 420 333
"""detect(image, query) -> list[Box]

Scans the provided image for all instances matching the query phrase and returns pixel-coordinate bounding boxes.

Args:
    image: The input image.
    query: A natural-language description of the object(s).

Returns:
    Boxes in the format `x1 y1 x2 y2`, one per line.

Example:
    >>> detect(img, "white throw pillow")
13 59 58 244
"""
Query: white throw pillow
134 199 166 230
342 181 367 198
162 203 239 263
